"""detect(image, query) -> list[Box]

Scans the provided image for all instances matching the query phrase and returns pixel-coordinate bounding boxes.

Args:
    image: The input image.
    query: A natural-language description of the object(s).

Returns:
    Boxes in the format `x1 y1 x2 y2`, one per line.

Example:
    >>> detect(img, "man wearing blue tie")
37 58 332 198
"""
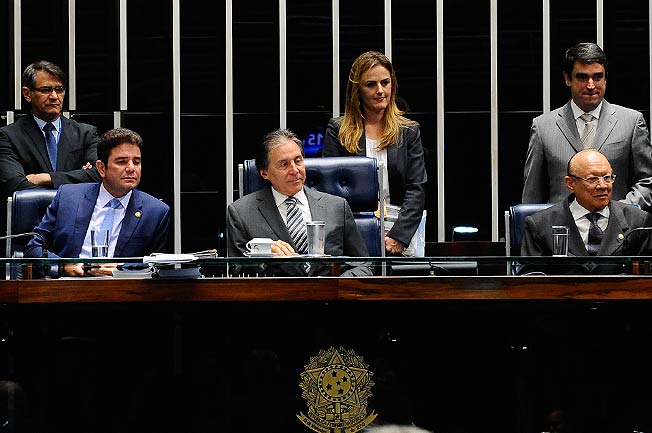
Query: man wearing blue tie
0 60 101 199
24 128 171 276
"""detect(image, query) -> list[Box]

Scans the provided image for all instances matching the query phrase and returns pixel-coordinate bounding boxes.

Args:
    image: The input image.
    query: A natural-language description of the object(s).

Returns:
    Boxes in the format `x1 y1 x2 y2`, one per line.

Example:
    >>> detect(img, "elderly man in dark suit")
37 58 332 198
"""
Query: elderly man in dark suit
522 42 652 211
0 60 101 199
227 129 372 276
521 149 652 274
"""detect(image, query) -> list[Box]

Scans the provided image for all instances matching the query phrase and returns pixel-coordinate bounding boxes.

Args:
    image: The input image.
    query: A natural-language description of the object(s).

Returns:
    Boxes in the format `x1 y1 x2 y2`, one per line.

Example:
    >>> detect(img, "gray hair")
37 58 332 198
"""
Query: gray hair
255 128 304 172
22 60 66 88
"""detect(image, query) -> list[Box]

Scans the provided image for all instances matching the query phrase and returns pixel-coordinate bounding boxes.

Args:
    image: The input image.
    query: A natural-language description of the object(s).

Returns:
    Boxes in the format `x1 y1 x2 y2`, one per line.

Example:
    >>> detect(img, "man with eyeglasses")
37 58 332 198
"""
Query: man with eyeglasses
522 42 652 211
0 60 101 201
521 150 652 272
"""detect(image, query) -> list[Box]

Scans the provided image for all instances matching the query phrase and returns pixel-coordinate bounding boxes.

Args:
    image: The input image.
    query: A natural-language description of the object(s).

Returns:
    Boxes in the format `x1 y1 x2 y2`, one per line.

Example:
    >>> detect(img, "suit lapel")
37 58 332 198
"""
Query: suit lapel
305 188 325 221
114 190 143 256
593 100 617 151
22 116 53 170
71 184 100 256
557 103 582 152
257 188 293 242
599 202 628 255
357 133 367 156
57 116 74 171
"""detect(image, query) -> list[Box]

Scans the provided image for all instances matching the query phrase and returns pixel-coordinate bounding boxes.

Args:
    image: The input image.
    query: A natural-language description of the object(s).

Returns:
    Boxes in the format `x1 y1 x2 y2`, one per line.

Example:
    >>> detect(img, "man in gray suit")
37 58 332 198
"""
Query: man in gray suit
0 60 101 199
522 42 652 210
521 149 652 274
227 129 372 276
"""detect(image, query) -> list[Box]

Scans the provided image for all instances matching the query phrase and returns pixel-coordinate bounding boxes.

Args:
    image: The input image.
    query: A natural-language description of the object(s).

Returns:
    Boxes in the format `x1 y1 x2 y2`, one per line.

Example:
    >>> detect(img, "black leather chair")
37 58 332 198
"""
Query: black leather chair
504 203 554 256
5 190 57 278
238 156 384 256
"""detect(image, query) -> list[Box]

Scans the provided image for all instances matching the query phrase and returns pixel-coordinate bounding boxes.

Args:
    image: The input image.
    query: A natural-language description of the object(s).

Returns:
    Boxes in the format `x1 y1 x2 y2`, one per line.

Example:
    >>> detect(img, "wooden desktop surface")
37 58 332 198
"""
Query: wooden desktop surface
2 275 652 303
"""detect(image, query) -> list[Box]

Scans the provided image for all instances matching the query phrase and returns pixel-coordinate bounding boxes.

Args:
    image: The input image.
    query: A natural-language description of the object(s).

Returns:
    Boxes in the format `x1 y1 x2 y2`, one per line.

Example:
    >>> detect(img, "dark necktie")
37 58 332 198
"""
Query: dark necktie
285 196 308 254
585 212 604 256
43 123 57 170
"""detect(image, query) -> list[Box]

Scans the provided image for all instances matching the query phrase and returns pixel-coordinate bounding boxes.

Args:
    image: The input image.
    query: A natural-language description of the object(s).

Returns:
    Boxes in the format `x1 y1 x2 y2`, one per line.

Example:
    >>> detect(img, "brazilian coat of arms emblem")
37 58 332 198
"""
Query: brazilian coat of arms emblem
297 346 377 433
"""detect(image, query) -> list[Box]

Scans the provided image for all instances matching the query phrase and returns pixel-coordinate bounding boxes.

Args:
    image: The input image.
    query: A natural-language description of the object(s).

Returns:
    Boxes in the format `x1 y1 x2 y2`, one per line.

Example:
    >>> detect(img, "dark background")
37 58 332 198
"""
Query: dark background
0 1 649 251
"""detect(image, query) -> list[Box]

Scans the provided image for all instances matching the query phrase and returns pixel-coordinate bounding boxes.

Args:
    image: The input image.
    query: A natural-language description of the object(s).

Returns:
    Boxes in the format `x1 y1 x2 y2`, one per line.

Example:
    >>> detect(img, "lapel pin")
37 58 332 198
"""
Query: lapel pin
135 211 142 218
618 233 624 240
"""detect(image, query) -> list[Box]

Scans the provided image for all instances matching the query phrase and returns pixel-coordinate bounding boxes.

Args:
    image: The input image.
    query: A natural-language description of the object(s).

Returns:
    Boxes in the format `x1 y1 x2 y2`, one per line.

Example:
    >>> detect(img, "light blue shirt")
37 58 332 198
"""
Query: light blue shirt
33 115 61 144
79 184 132 258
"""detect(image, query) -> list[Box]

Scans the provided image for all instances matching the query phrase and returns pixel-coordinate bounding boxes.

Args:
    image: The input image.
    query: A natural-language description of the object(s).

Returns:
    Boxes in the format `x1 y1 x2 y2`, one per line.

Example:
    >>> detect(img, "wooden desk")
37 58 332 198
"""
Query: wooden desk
3 274 652 303
3 276 652 433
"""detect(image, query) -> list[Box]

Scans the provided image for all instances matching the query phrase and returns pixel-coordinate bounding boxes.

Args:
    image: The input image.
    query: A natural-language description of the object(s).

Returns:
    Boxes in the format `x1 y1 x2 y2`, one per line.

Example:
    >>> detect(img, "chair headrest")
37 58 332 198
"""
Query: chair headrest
304 157 378 212
12 190 58 236
242 157 379 212
509 203 554 247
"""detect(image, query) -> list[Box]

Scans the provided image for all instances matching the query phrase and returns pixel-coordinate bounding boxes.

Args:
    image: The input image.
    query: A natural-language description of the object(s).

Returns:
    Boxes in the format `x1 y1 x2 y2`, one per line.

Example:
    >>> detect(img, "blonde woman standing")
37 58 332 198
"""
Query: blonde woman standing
323 51 427 255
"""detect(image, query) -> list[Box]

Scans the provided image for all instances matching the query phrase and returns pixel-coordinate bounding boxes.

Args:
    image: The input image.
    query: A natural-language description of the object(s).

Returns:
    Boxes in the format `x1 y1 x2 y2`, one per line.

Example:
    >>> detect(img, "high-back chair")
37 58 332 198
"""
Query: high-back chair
238 156 384 256
504 203 554 256
504 203 553 275
5 189 58 278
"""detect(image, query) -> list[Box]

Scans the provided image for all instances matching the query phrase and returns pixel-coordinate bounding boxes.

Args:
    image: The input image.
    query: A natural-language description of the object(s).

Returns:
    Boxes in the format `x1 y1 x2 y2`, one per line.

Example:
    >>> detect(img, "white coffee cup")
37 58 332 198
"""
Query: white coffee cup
246 237 274 254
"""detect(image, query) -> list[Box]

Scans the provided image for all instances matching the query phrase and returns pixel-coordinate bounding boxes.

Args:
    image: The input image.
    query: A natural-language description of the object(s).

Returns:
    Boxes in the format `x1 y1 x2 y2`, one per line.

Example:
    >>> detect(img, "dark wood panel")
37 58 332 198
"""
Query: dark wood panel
6 276 652 303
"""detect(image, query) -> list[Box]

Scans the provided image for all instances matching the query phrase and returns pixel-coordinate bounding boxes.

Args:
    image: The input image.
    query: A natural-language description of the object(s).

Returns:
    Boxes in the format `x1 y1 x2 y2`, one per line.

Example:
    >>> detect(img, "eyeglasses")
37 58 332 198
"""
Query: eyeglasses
31 86 66 95
569 174 616 185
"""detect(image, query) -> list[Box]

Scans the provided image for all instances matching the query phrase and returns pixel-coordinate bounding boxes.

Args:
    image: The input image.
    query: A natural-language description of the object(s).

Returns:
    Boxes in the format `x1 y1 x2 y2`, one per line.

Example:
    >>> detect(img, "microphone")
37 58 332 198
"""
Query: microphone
621 227 652 253
0 232 49 258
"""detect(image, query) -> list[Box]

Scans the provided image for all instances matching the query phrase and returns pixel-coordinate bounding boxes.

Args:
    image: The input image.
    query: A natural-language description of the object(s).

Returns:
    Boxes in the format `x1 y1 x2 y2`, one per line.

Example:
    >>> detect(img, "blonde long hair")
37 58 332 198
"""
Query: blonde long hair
339 51 415 153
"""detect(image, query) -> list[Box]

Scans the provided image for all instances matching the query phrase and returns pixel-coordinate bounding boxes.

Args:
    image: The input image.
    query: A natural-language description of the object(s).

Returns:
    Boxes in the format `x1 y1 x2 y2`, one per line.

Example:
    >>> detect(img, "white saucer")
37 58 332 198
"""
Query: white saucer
244 251 280 257
143 253 197 264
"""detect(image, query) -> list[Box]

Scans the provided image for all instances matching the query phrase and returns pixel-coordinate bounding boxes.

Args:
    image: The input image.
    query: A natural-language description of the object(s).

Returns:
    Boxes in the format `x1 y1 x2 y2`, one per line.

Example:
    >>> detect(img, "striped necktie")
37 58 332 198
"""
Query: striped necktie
580 113 596 149
285 196 308 254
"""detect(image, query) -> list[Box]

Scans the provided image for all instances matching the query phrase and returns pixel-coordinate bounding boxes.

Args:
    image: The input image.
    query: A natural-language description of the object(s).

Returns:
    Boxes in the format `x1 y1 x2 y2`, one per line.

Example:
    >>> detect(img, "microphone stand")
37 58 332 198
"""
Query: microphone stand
0 232 50 278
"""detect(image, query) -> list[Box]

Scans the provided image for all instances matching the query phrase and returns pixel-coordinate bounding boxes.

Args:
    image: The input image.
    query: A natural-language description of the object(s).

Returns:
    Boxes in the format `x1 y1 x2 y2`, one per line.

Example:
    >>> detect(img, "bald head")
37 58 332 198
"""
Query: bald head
567 149 611 176
565 149 613 212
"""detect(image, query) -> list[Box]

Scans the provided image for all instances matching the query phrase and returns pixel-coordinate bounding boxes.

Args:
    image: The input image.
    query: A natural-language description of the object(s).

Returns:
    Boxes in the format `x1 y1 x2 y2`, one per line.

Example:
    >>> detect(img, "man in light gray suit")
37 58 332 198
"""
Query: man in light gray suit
227 129 372 276
522 42 652 210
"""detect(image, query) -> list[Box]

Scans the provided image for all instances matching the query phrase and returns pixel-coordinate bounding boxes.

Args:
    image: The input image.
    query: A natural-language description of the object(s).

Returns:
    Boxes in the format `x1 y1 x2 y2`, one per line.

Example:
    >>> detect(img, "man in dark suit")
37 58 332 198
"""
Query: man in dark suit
522 42 652 210
227 129 372 276
24 128 170 277
0 60 101 200
521 149 652 274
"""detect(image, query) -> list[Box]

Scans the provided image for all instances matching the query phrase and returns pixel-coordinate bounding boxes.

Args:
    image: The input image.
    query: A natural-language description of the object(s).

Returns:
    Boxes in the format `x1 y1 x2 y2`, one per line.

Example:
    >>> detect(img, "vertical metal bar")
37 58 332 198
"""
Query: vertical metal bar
332 0 340 118
543 0 550 113
119 0 128 110
279 0 286 128
68 0 76 111
385 0 392 60
436 0 445 241
13 0 22 109
113 111 121 128
596 0 603 48
226 0 234 205
172 0 181 253
490 0 498 241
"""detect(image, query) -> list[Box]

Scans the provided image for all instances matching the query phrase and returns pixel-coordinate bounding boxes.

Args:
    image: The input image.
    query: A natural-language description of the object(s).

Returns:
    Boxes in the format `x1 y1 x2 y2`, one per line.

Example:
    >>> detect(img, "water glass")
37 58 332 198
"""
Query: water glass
91 229 109 257
551 225 569 257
